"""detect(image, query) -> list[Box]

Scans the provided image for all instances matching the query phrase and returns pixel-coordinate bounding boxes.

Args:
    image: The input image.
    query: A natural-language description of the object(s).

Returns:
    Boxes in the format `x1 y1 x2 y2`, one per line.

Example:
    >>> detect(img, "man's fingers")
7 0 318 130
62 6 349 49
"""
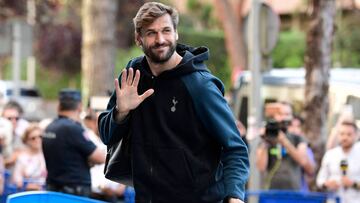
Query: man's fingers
132 70 140 86
121 69 127 88
127 68 134 86
114 78 121 97
140 89 154 101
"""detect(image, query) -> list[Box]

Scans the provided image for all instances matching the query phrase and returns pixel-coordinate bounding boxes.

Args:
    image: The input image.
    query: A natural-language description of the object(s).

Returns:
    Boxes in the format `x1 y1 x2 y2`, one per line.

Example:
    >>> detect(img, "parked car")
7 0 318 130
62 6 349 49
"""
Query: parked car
0 80 45 121
231 68 360 130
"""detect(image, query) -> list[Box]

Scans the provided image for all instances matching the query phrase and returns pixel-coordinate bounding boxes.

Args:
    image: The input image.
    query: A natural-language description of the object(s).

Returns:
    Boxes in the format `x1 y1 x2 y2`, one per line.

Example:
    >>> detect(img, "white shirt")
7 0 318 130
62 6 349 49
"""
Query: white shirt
317 142 360 203
12 150 47 186
0 117 12 157
86 128 122 193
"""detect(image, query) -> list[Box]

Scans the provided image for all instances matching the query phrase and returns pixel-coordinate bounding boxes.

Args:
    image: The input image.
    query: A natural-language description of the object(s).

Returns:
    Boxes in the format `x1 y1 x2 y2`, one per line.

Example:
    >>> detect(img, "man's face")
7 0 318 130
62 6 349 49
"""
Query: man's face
338 124 357 150
274 104 292 122
288 118 303 136
138 14 177 64
2 108 20 129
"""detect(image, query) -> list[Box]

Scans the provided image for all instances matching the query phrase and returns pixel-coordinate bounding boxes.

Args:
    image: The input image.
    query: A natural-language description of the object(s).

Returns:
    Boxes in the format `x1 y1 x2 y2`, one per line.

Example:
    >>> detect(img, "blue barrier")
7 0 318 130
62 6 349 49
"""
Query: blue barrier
246 190 340 203
2 170 19 203
6 191 108 203
124 187 135 203
1 169 47 203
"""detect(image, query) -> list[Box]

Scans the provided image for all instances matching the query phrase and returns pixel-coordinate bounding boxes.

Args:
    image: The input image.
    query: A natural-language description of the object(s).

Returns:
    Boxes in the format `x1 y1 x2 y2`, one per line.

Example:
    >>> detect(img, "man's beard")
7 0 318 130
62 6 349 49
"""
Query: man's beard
142 41 176 64
341 141 354 151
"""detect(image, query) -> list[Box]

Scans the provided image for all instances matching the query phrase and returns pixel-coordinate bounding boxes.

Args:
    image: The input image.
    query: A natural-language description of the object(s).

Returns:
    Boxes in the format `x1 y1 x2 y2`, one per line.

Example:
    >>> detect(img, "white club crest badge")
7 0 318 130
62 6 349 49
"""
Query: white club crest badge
171 97 178 112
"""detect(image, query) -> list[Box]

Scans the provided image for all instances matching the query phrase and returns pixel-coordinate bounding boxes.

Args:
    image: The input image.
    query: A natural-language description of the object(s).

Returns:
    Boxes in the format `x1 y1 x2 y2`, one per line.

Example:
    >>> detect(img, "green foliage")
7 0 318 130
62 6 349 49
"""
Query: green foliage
115 47 144 76
36 66 81 99
187 0 201 10
201 4 213 24
334 15 360 67
3 60 35 80
178 28 231 89
1 61 80 100
272 30 306 68
272 21 360 68
185 0 217 30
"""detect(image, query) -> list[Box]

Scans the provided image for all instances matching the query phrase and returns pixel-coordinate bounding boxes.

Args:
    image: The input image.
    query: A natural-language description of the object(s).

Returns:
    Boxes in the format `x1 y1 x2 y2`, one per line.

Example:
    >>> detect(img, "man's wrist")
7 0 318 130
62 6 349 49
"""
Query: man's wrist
277 133 288 146
322 183 327 190
114 106 129 123
227 197 244 203
352 181 358 189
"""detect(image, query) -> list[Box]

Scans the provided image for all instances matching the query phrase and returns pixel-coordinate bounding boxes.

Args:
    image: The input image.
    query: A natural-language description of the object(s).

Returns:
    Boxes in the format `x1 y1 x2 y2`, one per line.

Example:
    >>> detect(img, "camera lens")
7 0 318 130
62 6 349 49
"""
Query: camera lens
265 120 280 137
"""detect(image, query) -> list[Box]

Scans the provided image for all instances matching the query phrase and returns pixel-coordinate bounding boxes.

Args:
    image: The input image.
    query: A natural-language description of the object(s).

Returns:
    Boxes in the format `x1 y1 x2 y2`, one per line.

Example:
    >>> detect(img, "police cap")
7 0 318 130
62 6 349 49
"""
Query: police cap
59 89 81 102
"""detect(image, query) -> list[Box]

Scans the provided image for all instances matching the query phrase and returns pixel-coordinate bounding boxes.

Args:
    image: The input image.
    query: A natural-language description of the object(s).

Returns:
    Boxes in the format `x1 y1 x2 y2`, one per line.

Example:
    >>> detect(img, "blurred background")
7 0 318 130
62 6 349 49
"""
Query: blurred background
0 0 359 114
0 0 360 200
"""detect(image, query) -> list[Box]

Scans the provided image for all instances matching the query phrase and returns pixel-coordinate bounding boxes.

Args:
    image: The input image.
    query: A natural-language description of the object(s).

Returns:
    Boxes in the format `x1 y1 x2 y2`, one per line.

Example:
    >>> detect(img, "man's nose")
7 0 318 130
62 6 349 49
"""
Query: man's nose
155 33 165 44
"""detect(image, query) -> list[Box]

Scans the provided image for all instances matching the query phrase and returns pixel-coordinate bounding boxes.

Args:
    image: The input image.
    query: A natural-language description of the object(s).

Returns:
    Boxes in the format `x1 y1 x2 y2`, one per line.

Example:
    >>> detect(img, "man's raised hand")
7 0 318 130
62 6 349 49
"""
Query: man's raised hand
114 68 154 122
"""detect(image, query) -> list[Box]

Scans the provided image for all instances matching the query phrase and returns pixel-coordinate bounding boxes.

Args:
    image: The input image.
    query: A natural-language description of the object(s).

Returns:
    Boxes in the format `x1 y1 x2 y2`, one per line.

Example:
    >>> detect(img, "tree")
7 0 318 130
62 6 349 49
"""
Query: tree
213 0 246 84
303 0 336 163
115 0 145 48
81 0 118 105
37 23 82 75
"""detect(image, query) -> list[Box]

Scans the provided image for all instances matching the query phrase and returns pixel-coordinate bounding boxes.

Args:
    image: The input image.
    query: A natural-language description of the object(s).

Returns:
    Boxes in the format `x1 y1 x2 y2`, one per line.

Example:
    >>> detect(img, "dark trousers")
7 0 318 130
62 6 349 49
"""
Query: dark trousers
46 183 91 197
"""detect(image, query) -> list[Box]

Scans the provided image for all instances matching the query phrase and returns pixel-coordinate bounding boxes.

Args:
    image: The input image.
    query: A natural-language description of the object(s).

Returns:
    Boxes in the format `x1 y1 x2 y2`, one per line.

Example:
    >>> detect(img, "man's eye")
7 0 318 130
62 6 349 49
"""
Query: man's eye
147 32 156 36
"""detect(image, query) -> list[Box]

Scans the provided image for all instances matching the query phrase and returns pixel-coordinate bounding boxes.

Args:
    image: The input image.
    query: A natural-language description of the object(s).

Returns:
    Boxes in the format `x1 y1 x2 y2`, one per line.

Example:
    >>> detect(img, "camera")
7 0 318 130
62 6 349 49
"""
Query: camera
264 119 290 138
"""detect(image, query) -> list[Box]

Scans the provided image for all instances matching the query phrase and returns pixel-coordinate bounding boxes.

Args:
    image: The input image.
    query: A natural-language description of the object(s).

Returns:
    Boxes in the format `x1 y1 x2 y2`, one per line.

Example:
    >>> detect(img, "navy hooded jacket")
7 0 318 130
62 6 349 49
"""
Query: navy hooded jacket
98 44 249 203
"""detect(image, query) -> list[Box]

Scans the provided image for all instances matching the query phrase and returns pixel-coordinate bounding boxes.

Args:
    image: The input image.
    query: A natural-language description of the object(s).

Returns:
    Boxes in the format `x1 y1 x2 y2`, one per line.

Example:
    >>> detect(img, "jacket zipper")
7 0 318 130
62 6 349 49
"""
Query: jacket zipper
150 75 156 203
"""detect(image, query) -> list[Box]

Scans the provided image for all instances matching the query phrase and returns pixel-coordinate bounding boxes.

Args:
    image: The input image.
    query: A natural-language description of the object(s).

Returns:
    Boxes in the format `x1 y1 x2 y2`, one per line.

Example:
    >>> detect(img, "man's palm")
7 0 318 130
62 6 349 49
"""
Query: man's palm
115 68 154 114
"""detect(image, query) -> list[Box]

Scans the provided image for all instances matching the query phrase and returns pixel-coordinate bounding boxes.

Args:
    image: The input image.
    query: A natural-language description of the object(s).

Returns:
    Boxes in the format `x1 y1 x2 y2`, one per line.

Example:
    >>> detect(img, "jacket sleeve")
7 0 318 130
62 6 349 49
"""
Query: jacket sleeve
98 59 136 145
181 71 249 200
98 88 131 145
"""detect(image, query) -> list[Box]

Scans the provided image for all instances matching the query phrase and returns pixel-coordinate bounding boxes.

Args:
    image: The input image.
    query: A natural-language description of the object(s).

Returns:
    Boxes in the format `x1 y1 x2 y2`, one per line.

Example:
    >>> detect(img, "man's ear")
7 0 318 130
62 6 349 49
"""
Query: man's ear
78 102 83 112
175 31 178 41
135 33 142 47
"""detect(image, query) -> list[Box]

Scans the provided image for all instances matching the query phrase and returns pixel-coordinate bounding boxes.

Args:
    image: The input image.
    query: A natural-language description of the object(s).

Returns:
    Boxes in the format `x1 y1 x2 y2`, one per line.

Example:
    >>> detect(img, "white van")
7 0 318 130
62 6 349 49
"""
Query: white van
231 68 360 129
0 80 45 121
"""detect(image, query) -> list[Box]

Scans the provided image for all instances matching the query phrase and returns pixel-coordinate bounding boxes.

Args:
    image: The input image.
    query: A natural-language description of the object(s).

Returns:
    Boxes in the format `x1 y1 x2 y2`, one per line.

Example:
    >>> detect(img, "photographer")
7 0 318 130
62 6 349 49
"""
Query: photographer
256 102 315 190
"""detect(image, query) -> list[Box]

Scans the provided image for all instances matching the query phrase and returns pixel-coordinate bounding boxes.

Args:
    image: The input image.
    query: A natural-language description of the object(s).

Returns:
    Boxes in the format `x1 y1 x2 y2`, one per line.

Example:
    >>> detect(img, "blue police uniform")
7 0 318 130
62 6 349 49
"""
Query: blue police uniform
43 116 96 196
42 89 97 197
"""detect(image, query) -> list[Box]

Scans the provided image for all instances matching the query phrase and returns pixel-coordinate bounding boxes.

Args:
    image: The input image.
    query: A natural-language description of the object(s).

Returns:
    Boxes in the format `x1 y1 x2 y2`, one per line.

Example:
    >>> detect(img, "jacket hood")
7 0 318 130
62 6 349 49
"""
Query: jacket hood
140 43 210 78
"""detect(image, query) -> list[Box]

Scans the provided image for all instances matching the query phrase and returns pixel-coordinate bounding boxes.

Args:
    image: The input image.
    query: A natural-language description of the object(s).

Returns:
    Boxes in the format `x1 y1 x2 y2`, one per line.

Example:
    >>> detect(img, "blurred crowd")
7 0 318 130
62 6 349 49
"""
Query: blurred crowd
250 101 359 203
0 90 126 203
0 88 357 203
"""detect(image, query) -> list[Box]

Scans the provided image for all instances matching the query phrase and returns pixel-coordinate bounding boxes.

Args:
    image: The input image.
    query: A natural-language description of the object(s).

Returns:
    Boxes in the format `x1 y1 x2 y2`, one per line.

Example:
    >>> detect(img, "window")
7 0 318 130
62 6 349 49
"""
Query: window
6 88 41 97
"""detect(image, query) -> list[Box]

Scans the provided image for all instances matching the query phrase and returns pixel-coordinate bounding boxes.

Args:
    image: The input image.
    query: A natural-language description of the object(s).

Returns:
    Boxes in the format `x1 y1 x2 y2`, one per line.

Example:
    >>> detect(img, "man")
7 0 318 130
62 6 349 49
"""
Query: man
98 2 249 203
42 89 105 197
2 100 29 168
317 121 360 203
287 115 316 192
256 102 314 190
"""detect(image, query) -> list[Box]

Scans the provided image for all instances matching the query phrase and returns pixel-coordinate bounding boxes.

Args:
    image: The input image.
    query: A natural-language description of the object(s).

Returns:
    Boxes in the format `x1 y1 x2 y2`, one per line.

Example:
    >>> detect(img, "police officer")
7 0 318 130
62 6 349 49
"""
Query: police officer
42 89 105 197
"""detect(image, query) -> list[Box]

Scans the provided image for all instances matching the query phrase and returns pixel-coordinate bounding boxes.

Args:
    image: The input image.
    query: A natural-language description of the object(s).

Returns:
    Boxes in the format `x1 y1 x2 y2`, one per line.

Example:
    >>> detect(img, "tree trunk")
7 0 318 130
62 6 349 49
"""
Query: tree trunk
303 0 336 165
81 0 118 106
0 58 6 79
213 0 246 84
